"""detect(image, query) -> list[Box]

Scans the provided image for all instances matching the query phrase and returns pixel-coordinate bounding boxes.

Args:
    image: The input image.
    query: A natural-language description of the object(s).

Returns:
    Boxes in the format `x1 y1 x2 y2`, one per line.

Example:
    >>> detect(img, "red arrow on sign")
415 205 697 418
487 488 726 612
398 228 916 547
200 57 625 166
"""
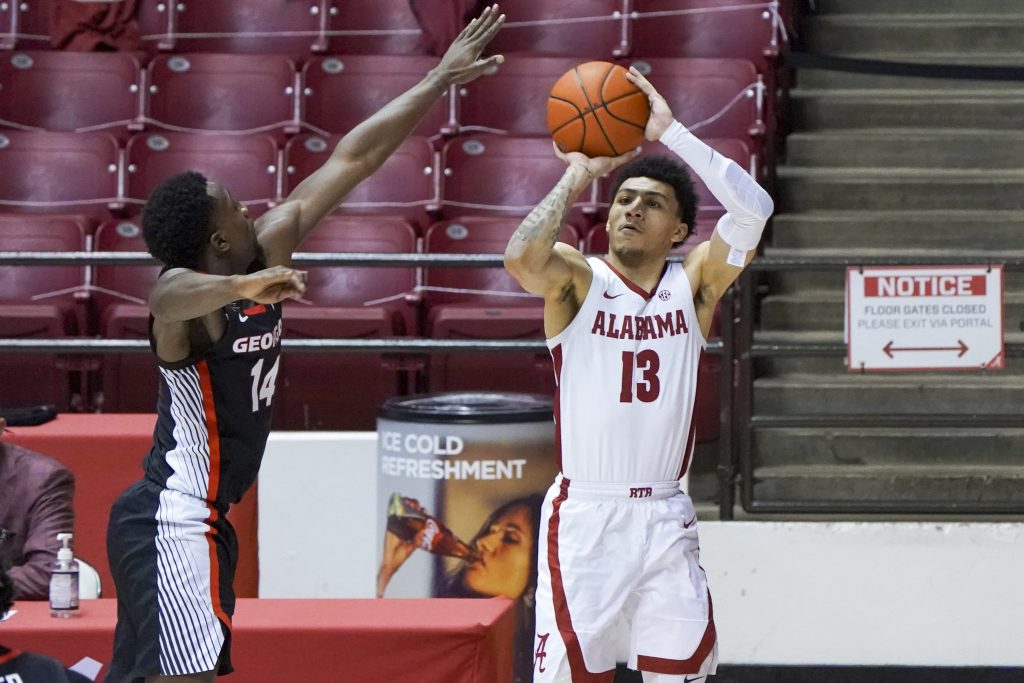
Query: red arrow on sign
883 340 968 358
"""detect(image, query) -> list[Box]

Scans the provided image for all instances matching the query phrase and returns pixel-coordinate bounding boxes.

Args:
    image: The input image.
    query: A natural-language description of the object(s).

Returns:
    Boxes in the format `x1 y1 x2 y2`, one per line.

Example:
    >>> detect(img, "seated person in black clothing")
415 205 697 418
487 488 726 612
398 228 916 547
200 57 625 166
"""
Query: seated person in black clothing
0 562 92 682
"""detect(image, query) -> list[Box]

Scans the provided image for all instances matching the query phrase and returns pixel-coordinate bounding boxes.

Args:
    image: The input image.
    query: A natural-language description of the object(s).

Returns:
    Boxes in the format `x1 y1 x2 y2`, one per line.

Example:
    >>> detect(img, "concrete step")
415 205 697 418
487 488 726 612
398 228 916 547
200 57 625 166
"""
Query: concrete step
790 90 1024 130
759 289 1023 333
784 130 1024 169
769 211 1024 250
836 52 1024 67
776 167 1024 212
750 464 1024 511
752 331 1024 374
754 427 1024 467
794 68 1024 90
753 372 1024 414
811 0 1024 14
802 15 1024 55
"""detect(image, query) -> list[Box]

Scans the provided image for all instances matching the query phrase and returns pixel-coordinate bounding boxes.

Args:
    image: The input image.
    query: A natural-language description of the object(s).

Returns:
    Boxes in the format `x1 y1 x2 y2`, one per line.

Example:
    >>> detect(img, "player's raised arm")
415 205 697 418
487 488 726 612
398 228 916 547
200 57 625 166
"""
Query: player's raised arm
149 266 307 324
625 67 774 308
504 145 636 296
256 4 506 265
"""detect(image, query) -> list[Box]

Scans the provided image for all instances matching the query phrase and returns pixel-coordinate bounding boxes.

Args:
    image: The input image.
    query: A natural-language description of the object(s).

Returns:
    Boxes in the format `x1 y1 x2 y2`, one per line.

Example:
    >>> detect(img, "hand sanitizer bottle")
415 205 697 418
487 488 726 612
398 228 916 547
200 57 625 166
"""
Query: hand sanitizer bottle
49 532 80 618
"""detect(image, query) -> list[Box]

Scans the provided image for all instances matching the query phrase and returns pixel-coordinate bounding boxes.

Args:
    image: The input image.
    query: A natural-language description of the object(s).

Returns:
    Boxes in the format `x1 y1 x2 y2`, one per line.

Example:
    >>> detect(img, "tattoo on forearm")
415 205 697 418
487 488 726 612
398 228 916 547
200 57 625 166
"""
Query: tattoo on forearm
512 167 592 247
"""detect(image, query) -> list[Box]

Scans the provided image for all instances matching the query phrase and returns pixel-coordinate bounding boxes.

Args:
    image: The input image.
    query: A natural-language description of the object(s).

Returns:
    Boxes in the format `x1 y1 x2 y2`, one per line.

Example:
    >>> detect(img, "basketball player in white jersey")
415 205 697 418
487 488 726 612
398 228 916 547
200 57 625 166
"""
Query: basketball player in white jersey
504 67 773 682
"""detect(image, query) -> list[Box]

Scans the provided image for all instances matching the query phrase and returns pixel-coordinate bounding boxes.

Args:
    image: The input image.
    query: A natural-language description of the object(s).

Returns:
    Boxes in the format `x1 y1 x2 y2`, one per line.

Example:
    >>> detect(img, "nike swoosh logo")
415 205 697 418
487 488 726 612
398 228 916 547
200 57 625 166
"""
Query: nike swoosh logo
684 676 705 683
683 515 697 529
603 291 624 299
239 314 249 322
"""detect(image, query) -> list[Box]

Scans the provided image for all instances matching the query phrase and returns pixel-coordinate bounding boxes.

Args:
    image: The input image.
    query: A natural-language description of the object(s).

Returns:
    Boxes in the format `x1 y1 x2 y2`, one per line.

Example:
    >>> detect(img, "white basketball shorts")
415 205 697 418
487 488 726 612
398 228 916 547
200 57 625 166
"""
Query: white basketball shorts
533 475 718 682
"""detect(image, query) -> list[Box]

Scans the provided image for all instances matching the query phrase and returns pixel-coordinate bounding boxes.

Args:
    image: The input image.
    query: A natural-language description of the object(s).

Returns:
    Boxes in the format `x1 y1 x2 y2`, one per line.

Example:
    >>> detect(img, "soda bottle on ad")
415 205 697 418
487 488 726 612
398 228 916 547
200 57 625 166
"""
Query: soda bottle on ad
386 493 479 561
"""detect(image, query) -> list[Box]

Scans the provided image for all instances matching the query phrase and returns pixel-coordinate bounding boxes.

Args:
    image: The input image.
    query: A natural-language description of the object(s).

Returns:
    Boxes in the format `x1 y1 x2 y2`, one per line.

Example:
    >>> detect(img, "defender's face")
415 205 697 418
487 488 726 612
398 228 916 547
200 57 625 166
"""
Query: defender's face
207 182 261 269
463 504 534 599
607 177 686 261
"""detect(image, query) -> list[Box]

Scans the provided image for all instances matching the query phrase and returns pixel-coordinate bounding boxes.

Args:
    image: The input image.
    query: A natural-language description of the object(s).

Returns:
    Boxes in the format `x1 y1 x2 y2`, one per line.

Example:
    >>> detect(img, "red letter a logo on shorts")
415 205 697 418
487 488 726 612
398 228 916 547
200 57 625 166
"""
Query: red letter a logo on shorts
535 632 550 672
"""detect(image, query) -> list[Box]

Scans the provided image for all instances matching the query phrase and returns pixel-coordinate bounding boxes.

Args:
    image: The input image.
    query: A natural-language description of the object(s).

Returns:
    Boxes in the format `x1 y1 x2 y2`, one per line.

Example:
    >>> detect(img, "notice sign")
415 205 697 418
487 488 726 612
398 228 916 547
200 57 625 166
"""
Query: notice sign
847 266 1004 371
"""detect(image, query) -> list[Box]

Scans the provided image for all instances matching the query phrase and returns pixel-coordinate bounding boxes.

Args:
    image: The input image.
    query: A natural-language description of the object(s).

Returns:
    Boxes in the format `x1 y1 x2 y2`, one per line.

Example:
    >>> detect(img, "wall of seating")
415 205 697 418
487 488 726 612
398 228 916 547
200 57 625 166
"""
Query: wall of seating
0 0 785 430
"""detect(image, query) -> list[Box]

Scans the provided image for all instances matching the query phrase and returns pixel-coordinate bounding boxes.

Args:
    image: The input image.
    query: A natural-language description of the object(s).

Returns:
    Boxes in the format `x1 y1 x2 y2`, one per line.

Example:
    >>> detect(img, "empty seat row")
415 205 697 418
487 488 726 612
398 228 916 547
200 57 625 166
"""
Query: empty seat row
0 212 722 435
2 0 787 70
0 52 764 146
0 130 753 231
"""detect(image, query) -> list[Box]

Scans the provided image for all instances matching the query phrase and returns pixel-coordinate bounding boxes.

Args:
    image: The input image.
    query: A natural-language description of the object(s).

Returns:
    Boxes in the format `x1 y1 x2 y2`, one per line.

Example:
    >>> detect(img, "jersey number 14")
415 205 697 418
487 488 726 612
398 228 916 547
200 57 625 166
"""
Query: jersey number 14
620 350 661 403
249 357 280 412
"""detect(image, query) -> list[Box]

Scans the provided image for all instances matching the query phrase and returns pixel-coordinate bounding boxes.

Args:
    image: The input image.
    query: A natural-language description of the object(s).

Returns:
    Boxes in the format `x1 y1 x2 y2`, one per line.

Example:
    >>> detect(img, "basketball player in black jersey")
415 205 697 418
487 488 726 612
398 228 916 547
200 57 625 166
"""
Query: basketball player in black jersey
104 7 506 682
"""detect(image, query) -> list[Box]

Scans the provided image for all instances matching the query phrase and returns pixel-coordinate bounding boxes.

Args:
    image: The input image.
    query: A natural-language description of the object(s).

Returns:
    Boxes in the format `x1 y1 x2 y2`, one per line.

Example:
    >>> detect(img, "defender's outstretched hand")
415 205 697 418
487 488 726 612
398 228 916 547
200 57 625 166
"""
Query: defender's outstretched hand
552 141 638 181
625 66 674 141
237 265 308 304
437 4 506 85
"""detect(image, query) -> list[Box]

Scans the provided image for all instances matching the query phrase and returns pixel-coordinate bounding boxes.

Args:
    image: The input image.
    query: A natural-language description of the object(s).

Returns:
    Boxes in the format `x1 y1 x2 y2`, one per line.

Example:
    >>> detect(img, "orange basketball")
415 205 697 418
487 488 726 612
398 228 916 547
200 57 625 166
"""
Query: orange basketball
546 61 650 158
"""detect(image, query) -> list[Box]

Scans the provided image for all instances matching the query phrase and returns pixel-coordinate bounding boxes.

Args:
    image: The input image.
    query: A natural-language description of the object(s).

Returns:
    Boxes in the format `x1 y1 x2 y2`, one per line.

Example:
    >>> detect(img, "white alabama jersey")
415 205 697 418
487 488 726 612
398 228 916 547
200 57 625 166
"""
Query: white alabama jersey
546 257 706 482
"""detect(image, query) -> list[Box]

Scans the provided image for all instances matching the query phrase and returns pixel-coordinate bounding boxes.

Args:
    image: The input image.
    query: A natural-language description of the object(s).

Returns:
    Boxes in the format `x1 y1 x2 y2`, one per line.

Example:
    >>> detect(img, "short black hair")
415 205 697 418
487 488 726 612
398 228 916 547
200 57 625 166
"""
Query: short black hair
142 171 214 269
0 561 13 615
610 156 698 247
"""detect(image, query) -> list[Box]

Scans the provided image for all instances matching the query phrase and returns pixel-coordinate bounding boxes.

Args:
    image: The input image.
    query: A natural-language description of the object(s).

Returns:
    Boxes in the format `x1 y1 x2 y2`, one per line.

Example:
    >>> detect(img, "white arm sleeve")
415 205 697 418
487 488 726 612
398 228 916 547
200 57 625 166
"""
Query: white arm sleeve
659 119 773 257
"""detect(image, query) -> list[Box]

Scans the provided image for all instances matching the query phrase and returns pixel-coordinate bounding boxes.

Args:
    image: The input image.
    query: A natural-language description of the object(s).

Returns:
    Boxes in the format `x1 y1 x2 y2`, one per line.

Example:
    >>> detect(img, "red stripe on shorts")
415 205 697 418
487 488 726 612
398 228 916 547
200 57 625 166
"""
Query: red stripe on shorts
547 477 615 683
636 590 717 675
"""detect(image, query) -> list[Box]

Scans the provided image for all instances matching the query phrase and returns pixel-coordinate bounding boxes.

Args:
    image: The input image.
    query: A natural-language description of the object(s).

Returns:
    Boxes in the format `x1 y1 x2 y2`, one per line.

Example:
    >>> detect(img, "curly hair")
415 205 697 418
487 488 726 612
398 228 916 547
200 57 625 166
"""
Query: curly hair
610 155 699 247
141 171 214 269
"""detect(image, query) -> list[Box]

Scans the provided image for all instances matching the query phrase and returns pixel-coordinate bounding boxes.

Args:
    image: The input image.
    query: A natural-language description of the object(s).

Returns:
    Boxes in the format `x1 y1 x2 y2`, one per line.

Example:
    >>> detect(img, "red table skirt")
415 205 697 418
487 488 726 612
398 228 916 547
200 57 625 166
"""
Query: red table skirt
7 414 259 598
2 598 515 683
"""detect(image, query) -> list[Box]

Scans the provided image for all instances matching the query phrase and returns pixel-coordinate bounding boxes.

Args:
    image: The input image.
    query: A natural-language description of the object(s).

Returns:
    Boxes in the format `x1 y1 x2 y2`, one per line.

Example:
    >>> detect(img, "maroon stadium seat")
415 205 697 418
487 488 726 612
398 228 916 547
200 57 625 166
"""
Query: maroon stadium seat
595 137 753 215
631 0 782 73
91 218 162 413
145 54 300 135
0 4 13 50
301 55 451 138
283 134 437 231
277 215 418 429
0 213 89 410
0 51 143 136
3 0 48 49
439 134 596 223
422 216 578 395
154 0 328 56
489 0 627 58
138 0 176 52
624 58 763 142
456 56 581 136
325 0 426 55
0 131 120 219
125 132 280 216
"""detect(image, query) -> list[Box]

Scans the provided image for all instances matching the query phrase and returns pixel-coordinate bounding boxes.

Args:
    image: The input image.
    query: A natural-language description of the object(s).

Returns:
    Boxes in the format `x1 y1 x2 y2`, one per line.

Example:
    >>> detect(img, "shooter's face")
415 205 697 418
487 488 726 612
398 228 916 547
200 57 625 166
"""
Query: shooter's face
207 182 264 272
607 176 686 262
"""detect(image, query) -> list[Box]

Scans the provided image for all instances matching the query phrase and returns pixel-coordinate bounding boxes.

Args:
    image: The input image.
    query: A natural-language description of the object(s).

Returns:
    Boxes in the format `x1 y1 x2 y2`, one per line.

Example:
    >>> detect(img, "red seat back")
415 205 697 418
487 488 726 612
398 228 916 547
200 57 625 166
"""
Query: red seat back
457 56 580 135
489 0 627 58
439 134 595 222
146 54 298 134
326 0 427 55
167 0 327 56
625 58 763 141
283 135 437 230
0 131 120 218
0 51 142 135
631 0 781 72
125 132 279 216
301 55 449 138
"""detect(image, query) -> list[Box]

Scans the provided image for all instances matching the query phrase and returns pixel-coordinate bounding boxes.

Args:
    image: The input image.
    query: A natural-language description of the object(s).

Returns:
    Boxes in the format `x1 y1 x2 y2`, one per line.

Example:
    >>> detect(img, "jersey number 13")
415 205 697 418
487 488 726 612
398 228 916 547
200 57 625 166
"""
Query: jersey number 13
620 350 661 403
